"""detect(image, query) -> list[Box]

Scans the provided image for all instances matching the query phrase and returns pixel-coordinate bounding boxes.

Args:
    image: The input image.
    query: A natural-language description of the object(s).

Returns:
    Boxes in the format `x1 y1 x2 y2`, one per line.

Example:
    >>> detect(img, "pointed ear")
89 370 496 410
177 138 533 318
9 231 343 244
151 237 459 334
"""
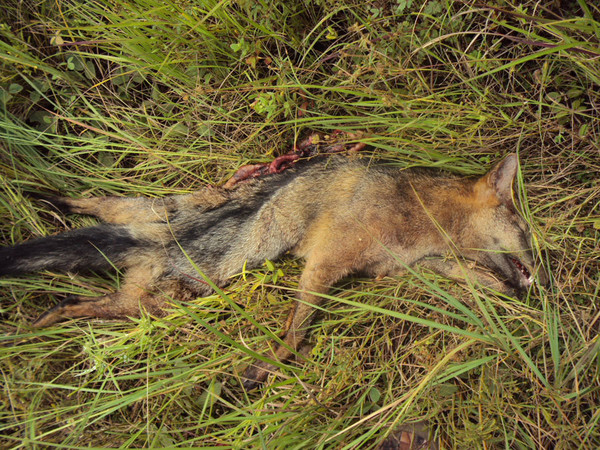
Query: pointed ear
476 154 519 205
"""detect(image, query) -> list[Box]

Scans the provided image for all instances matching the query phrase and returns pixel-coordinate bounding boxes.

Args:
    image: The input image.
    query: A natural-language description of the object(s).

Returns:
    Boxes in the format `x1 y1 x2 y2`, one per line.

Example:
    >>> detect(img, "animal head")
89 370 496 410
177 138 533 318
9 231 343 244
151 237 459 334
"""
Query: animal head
460 154 549 293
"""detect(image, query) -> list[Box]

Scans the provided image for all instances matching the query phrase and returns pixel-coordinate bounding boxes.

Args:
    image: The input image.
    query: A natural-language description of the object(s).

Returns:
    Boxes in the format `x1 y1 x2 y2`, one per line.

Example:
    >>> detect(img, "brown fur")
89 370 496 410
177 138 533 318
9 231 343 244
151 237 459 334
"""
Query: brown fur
0 154 548 388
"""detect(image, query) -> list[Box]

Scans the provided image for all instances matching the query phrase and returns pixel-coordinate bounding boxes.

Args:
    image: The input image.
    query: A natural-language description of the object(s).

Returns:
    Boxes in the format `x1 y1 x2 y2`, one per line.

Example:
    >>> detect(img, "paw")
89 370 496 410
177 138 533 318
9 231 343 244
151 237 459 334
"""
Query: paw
32 295 85 328
241 361 272 390
30 194 74 215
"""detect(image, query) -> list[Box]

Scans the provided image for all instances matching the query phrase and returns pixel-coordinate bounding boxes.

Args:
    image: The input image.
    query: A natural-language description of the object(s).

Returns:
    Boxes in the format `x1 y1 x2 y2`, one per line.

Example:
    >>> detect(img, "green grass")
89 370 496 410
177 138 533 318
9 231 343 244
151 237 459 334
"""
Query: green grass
1 0 599 447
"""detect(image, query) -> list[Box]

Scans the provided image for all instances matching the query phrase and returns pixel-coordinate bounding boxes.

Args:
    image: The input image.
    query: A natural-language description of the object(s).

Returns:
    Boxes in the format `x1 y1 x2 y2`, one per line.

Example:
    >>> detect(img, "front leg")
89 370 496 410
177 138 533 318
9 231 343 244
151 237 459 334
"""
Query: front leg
242 260 347 390
241 210 374 392
416 256 514 295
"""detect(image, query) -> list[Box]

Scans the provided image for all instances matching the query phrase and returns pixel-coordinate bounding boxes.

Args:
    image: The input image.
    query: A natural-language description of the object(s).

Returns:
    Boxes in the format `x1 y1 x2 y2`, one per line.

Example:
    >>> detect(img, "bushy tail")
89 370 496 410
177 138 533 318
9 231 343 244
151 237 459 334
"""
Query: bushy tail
0 224 144 276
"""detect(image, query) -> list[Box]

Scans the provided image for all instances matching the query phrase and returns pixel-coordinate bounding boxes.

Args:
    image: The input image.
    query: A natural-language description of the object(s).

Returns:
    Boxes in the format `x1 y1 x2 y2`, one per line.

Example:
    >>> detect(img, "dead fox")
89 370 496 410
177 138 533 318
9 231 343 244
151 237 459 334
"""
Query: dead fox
0 154 548 388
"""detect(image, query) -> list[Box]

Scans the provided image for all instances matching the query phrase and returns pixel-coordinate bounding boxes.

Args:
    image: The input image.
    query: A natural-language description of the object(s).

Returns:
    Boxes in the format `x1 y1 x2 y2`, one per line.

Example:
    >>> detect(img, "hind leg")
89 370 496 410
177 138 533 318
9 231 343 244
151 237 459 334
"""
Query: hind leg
32 283 164 328
30 264 192 327
41 196 176 224
41 188 229 224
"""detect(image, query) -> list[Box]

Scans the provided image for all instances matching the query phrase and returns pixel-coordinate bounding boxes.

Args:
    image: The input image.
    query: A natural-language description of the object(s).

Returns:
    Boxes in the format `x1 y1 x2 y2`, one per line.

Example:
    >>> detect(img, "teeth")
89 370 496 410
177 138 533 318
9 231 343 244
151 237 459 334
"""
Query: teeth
510 257 532 281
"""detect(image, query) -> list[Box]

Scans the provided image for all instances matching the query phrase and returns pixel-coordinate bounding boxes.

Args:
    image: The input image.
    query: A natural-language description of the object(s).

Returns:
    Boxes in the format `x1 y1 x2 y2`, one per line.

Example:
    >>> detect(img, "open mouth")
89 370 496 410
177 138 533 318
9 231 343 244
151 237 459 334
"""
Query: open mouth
509 257 533 286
